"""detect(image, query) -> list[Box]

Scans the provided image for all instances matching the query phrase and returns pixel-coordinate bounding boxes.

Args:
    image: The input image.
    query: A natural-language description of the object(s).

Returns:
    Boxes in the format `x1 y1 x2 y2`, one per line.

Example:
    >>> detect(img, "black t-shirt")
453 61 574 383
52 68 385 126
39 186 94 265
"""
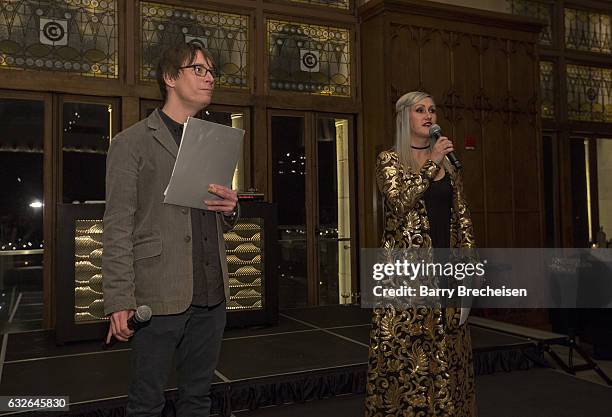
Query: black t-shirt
423 174 452 248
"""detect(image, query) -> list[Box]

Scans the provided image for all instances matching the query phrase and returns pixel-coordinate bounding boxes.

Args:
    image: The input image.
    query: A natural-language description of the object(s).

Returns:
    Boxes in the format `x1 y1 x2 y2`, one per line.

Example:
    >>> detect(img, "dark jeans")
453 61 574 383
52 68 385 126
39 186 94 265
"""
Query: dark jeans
126 302 226 417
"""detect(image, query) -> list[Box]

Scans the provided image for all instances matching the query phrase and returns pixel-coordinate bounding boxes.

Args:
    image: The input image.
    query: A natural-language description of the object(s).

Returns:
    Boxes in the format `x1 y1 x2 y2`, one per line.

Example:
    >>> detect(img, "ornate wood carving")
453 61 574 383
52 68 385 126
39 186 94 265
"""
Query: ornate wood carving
361 0 544 248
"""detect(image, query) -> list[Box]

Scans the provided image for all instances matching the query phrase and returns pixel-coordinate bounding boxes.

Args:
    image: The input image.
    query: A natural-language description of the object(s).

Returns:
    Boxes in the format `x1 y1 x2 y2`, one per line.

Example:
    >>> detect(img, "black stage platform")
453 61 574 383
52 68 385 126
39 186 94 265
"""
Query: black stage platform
1 306 609 416
234 369 612 417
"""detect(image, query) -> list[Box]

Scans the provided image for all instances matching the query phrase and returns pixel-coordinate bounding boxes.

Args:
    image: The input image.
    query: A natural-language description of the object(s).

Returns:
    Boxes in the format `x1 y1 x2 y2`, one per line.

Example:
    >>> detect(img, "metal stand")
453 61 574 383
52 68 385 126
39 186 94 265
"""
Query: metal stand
539 335 612 386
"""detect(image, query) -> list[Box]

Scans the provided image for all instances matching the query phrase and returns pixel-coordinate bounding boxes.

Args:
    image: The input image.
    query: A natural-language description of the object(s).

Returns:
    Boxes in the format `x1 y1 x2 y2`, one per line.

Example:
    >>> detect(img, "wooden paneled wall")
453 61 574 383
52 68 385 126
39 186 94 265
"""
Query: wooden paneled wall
359 0 545 248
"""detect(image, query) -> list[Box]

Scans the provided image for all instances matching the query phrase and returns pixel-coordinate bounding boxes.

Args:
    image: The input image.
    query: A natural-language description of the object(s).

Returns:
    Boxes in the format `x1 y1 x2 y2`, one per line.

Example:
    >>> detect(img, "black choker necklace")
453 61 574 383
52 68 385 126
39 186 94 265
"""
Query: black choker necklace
411 144 429 150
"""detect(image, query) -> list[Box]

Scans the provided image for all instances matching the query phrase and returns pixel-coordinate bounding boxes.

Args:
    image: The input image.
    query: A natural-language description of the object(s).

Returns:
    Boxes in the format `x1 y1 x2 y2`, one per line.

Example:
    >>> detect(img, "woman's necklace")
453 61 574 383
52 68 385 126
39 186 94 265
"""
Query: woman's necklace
411 144 429 150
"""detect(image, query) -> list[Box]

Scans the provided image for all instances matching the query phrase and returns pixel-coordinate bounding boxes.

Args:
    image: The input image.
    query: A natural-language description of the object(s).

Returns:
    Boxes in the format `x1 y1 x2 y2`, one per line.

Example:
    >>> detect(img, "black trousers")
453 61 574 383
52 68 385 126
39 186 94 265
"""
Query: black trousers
126 302 226 417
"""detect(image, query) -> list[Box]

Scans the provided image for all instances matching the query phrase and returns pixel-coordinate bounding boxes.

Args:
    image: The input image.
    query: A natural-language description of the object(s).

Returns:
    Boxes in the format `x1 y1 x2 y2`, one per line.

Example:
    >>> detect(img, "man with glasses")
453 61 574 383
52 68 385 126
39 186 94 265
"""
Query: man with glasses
102 43 239 417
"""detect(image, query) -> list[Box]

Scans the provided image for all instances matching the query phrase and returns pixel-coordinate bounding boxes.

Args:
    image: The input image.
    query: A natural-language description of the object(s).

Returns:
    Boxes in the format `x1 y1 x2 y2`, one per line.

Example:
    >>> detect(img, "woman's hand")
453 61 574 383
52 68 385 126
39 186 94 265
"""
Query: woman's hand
430 136 454 165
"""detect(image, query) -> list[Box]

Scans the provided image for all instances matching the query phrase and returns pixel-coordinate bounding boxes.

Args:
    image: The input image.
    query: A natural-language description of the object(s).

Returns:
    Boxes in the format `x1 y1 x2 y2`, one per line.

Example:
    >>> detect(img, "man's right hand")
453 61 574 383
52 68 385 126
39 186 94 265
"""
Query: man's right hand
106 309 135 344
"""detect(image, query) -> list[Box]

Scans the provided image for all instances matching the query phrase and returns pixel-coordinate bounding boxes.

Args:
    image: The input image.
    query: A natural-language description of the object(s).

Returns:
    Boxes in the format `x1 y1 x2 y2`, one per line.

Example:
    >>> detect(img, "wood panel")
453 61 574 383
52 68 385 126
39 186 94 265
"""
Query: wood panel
509 41 536 113
483 111 512 212
435 105 452 137
454 108 484 213
360 16 388 249
420 29 451 100
360 0 544 250
515 211 541 248
487 212 513 248
389 25 422 97
481 37 508 112
470 211 486 247
453 33 481 110
512 114 540 212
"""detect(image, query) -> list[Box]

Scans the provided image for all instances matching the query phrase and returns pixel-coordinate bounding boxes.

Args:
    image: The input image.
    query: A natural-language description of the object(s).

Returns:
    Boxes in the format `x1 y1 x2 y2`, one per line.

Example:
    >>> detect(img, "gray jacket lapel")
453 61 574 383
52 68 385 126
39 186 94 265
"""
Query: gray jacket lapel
147 109 179 158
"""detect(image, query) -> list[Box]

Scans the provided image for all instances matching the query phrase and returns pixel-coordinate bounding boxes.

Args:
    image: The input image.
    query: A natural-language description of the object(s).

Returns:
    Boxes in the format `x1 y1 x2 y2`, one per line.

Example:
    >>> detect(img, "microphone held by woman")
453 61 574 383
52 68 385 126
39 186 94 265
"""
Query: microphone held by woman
429 124 462 170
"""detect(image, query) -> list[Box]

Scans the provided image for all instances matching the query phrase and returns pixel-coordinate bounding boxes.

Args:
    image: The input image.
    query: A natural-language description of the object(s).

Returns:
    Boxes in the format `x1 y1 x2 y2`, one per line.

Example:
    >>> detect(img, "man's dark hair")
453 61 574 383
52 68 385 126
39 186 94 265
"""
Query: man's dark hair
156 43 215 102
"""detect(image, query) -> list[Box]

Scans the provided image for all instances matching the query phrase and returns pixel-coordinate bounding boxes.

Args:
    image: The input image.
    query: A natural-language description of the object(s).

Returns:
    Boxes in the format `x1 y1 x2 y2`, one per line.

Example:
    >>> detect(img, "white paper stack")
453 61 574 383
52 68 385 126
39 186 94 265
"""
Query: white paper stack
163 117 244 210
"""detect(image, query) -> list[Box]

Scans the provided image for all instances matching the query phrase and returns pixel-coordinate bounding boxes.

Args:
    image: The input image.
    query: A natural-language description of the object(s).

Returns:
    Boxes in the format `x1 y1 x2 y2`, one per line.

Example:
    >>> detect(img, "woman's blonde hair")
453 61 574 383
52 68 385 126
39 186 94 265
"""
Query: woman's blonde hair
394 91 433 171
395 90 454 177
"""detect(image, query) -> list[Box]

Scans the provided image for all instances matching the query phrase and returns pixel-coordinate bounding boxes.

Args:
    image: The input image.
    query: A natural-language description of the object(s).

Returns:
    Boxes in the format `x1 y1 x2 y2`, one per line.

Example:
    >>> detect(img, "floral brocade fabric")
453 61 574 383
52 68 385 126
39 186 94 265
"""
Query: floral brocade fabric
365 151 477 417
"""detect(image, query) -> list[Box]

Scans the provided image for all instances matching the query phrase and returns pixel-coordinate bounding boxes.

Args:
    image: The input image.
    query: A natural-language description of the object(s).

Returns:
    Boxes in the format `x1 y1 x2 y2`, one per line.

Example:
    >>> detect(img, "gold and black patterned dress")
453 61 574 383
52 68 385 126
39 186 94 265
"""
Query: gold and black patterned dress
365 150 477 417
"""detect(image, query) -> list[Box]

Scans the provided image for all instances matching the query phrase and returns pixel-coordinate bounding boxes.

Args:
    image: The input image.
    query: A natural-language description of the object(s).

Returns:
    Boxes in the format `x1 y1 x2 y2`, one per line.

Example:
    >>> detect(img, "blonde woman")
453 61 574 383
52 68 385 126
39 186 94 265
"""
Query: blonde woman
365 91 477 417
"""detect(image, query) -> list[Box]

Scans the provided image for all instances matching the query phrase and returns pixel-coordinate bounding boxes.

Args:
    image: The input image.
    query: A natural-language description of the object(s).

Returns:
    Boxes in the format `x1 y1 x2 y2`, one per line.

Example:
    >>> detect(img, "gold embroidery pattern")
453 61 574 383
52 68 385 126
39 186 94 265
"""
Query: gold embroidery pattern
366 151 477 417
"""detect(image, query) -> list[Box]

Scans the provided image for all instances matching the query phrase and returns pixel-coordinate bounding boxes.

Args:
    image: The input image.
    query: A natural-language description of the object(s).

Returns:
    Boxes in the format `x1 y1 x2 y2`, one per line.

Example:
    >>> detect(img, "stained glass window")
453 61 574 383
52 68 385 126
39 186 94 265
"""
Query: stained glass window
565 8 611 54
0 0 118 78
289 0 350 10
267 19 351 97
540 61 554 119
506 0 553 46
140 2 249 89
566 64 612 123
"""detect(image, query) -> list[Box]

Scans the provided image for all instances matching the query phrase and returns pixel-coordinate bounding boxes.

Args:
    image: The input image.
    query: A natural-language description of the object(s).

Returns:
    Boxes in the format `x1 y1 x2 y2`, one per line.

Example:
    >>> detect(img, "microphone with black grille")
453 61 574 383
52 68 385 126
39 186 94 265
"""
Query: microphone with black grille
429 124 462 170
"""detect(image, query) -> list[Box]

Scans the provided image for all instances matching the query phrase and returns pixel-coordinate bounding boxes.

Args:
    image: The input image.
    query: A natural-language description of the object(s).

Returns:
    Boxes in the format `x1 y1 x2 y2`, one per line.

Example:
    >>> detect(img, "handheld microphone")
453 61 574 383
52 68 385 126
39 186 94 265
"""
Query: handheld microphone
429 124 462 170
103 305 152 349
127 305 152 331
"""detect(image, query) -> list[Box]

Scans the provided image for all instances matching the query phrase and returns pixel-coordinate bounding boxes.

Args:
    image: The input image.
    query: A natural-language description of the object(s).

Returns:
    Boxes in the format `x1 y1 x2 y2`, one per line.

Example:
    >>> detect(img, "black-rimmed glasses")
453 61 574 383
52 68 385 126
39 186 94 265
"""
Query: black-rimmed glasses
180 64 218 78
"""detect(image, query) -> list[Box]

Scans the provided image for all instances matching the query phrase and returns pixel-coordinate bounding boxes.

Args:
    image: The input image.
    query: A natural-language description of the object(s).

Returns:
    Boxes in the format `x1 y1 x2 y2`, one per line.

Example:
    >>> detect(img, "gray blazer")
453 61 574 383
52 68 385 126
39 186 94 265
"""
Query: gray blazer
102 109 237 316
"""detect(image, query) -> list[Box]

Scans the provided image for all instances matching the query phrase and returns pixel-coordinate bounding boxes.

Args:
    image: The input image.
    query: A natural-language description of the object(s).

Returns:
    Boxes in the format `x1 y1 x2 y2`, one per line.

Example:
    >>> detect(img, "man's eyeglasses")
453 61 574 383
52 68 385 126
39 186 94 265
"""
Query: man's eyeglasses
180 64 218 78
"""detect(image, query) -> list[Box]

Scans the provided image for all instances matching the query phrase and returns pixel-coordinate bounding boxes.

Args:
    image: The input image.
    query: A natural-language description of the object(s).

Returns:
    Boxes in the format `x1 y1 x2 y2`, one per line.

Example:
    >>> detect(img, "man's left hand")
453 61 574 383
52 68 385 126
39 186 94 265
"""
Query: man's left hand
205 184 238 215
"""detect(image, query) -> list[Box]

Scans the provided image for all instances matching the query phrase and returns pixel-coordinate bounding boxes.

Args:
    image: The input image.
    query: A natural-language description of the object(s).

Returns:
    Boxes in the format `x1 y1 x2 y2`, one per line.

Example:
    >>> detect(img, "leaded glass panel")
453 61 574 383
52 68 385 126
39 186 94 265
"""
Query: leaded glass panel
267 20 351 97
506 0 553 45
289 0 350 10
140 2 249 89
540 61 554 119
0 0 118 78
564 8 611 54
566 64 612 123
